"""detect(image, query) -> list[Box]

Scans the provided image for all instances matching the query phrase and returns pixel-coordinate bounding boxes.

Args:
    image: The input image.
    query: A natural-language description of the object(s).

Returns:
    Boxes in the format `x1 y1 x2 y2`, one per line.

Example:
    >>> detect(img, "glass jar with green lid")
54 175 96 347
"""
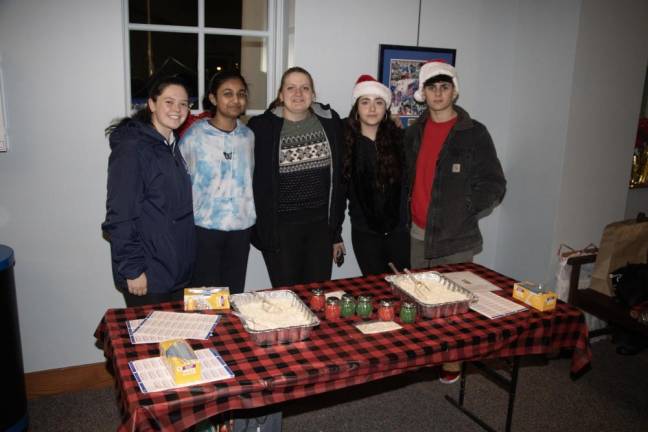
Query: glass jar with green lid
340 294 356 318
356 295 373 319
399 301 417 324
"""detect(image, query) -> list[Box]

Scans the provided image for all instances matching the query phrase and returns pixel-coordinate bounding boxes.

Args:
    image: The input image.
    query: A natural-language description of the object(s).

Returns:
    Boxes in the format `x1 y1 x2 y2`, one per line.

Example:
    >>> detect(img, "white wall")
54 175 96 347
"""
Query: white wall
418 0 517 269
0 0 125 371
626 189 648 219
551 0 648 274
494 0 582 283
2 0 647 373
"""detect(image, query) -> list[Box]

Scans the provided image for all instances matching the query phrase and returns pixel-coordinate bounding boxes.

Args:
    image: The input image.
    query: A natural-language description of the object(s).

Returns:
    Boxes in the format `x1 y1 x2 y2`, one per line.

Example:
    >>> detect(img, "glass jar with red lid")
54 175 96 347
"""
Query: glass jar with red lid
325 297 341 321
377 299 396 321
309 288 325 311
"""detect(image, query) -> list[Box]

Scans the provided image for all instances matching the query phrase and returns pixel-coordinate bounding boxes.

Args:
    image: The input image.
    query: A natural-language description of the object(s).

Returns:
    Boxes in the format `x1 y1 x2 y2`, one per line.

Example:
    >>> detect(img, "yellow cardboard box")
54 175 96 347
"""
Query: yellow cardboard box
159 339 201 385
184 287 230 311
513 281 557 312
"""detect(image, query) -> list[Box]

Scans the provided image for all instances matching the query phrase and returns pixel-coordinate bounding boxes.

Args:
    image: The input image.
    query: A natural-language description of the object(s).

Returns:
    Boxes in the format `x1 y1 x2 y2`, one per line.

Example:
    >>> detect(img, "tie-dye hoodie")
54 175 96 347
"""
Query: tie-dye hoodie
179 118 256 231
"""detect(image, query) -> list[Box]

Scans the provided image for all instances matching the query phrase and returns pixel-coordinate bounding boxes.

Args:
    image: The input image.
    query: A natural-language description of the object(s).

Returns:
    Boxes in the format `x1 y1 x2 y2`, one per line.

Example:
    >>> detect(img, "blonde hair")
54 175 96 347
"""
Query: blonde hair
268 66 316 110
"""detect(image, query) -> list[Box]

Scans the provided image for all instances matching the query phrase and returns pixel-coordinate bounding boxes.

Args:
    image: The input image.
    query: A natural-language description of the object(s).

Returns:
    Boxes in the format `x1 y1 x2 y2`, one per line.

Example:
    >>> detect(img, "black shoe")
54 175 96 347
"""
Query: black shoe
616 344 644 355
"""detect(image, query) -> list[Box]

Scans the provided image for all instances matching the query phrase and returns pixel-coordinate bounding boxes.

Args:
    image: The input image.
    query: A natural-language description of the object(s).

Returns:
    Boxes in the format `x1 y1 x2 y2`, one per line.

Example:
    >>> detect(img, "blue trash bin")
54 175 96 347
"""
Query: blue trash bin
0 245 27 431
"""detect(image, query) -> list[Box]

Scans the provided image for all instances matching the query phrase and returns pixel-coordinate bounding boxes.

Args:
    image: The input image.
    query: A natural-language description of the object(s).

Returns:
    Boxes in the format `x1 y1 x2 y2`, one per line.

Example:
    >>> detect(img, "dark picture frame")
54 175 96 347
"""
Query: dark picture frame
378 44 456 127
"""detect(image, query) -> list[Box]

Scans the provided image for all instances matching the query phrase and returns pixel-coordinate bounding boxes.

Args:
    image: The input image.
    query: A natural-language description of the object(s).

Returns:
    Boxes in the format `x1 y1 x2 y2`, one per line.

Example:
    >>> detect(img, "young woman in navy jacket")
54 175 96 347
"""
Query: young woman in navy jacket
103 76 195 307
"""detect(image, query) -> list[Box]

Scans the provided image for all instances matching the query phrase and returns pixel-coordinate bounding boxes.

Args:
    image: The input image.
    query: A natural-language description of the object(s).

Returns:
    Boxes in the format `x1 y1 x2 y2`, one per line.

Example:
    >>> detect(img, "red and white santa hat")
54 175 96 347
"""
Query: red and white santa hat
352 74 392 107
413 60 459 103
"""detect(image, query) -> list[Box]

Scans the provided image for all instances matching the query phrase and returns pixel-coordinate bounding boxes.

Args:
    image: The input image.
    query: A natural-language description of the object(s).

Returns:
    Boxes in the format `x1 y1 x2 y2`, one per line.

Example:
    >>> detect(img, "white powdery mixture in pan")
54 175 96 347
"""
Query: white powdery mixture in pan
396 278 467 304
237 297 310 330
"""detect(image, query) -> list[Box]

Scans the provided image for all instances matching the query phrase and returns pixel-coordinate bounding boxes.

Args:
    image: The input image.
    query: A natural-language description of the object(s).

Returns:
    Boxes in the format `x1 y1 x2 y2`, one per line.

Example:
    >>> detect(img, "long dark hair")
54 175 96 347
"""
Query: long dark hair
104 76 190 137
343 102 403 187
203 70 249 116
268 66 315 110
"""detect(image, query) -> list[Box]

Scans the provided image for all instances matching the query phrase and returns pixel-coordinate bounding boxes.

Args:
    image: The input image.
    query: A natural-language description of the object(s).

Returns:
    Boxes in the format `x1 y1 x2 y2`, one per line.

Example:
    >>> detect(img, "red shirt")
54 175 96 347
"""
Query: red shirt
411 116 458 228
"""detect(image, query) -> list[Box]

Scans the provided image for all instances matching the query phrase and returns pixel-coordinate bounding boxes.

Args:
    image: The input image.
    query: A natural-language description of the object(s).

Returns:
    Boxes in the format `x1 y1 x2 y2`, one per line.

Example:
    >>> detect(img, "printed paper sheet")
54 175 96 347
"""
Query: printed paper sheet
129 348 234 393
470 291 527 319
127 311 220 344
443 271 503 293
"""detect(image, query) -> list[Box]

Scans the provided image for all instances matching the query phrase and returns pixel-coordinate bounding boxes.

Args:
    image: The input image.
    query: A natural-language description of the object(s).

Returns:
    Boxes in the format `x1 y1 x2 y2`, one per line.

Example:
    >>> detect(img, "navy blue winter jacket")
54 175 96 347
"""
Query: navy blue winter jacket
102 119 195 294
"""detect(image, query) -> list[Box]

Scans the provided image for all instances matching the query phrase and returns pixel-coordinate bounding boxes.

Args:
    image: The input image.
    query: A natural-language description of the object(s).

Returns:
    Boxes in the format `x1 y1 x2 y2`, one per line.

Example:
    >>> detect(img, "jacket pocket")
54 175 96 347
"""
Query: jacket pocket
172 208 193 224
145 233 178 293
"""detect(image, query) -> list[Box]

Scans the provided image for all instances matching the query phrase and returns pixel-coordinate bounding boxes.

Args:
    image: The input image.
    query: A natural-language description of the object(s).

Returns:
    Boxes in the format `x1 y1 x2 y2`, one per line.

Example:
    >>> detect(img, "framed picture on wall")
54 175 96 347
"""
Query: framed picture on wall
378 44 456 127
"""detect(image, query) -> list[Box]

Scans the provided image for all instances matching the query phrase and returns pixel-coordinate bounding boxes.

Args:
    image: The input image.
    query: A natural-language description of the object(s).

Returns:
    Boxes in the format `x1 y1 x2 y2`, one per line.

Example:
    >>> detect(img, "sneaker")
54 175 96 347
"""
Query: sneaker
439 369 461 384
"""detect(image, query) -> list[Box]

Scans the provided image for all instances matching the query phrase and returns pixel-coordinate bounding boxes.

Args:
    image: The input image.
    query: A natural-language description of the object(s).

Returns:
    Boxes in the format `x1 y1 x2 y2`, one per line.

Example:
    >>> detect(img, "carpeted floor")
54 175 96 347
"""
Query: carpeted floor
28 340 648 431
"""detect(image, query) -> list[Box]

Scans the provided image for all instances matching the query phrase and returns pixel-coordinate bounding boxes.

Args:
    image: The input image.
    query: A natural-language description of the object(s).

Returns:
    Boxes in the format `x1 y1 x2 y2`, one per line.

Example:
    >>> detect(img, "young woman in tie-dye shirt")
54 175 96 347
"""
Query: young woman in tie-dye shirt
179 71 255 294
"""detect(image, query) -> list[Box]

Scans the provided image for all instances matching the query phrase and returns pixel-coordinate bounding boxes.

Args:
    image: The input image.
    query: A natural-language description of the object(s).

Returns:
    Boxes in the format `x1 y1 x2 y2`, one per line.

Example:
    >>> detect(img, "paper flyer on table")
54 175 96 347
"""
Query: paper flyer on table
354 320 402 334
127 311 220 344
129 348 234 393
470 291 527 319
442 271 502 293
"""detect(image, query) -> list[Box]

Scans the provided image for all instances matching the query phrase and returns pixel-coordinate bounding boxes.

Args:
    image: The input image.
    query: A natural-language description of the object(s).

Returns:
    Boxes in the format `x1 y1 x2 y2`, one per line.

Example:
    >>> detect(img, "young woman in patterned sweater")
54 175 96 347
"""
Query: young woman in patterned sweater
248 67 345 287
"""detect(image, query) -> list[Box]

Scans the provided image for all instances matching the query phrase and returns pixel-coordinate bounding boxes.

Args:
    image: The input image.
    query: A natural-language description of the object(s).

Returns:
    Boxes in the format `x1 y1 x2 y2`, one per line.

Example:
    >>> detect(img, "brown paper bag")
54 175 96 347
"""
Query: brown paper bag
590 215 648 296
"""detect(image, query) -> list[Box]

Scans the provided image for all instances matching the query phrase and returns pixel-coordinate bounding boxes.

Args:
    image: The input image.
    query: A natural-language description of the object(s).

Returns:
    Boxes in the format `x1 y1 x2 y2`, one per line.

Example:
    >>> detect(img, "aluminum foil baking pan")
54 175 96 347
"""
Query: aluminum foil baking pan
385 271 477 319
230 290 320 346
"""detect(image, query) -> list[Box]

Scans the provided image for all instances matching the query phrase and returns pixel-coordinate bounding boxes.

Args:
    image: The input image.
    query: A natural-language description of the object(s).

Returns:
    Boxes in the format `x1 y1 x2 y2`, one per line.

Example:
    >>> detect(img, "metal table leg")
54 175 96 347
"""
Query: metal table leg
444 357 521 432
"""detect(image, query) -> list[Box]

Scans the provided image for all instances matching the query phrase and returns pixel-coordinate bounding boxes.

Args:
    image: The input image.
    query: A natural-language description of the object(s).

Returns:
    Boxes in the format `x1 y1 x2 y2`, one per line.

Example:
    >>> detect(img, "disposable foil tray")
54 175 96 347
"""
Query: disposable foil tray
385 271 477 319
230 290 320 346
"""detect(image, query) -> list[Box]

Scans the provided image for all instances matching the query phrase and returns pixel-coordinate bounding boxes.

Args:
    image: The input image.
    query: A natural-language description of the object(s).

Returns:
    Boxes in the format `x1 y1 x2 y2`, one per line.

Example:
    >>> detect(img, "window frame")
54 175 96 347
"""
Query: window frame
121 0 287 116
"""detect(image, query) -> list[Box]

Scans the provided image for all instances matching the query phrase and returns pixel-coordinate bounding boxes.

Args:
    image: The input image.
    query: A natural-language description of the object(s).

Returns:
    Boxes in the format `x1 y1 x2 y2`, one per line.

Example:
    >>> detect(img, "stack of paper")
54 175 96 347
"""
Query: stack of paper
470 291 527 319
129 348 234 393
443 271 502 293
127 311 221 344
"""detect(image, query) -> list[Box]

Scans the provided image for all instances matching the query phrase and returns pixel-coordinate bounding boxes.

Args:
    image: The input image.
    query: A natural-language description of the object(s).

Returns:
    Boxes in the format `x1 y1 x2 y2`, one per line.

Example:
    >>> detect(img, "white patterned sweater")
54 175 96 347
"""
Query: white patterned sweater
179 118 256 231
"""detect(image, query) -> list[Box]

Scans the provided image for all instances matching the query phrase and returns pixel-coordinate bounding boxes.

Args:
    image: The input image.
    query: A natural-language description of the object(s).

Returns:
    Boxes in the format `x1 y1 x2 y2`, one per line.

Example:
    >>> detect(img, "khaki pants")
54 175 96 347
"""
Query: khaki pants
409 230 474 270
410 228 473 374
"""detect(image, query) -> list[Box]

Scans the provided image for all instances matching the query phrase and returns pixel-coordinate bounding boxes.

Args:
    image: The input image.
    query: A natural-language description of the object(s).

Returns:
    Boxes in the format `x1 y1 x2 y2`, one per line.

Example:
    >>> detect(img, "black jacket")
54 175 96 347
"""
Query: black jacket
248 104 344 252
404 106 506 259
102 119 195 294
341 125 408 234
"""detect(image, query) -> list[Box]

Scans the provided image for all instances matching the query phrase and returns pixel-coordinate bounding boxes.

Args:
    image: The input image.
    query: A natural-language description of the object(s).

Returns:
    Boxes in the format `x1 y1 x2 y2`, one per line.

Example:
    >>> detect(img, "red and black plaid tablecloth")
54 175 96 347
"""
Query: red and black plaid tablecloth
95 263 591 431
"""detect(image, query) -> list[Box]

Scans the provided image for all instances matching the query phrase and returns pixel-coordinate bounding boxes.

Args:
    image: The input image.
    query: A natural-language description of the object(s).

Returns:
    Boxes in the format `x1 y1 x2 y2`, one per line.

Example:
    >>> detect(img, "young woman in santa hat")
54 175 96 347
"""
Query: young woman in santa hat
339 75 410 276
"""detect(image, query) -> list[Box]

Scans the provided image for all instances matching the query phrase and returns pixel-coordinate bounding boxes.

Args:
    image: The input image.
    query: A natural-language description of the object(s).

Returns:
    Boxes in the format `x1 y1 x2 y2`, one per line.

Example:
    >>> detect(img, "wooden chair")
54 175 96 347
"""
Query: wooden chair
567 254 648 338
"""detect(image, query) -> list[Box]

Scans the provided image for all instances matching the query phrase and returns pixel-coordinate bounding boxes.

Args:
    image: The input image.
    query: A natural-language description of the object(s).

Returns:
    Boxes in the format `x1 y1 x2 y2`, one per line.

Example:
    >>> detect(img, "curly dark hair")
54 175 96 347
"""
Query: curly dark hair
343 102 403 188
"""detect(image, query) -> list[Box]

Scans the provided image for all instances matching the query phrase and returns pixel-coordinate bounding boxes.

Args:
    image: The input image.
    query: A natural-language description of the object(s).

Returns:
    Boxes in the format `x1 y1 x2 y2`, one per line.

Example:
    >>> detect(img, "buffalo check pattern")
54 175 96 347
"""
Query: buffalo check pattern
95 263 591 431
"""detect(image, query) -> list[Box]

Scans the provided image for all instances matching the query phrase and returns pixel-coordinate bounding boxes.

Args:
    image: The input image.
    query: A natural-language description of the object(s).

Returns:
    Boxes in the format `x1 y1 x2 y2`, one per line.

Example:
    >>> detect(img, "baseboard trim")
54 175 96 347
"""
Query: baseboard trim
25 362 113 400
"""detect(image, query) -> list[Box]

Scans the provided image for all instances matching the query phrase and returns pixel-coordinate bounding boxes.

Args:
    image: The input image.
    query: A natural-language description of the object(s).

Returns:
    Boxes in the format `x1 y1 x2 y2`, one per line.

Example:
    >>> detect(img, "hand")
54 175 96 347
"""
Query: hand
127 273 148 296
391 114 404 129
332 242 346 266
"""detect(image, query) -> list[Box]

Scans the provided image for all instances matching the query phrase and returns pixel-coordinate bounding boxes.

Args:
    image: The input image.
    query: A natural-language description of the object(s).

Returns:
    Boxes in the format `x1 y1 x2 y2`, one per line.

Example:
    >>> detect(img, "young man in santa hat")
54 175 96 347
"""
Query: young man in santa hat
404 61 506 383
